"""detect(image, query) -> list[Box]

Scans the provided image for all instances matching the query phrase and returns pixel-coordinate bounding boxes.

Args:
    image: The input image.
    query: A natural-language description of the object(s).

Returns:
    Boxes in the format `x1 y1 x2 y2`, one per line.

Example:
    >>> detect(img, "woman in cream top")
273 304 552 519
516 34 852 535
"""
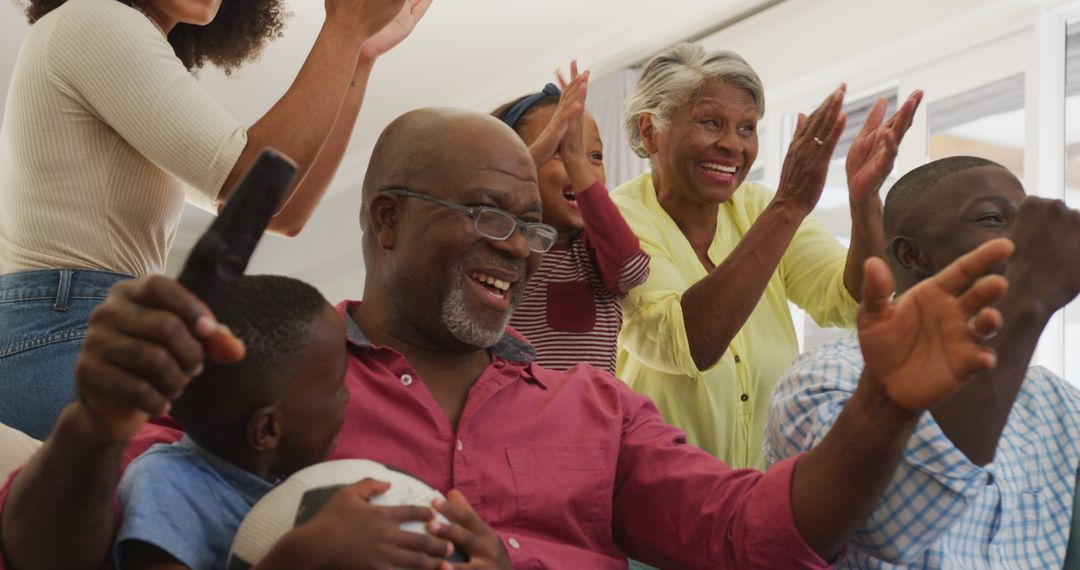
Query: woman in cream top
0 0 430 438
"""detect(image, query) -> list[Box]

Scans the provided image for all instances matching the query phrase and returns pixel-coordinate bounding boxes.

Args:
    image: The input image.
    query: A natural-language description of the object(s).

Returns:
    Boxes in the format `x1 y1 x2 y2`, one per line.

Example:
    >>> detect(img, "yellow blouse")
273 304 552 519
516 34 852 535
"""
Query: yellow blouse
611 173 857 469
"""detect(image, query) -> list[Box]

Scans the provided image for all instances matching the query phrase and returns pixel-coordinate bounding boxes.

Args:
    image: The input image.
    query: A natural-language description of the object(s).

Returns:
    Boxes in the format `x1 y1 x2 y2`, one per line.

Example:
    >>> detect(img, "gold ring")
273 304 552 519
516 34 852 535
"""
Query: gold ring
812 137 825 147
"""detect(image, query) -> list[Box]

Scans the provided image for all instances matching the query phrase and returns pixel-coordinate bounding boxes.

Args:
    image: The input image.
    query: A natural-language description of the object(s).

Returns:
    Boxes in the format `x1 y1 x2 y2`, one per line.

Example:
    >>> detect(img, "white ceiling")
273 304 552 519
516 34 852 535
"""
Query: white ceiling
1 0 774 300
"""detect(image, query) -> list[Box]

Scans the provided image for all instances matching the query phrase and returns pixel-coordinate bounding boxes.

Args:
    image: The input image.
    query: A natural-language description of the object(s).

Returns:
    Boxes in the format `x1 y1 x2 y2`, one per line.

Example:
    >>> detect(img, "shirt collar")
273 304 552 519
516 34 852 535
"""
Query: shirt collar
337 300 544 387
177 436 275 506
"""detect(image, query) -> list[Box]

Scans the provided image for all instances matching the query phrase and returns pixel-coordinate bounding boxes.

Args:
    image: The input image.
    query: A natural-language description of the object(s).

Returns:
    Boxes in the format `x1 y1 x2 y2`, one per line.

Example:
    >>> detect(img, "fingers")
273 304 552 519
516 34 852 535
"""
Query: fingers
394 527 455 559
860 257 895 317
957 274 1009 316
75 356 171 416
435 490 484 531
346 477 391 500
825 112 847 148
410 0 432 20
969 305 1004 339
888 90 923 139
794 113 807 137
555 59 580 90
118 276 245 364
804 84 846 138
554 68 568 90
965 343 998 372
932 238 1015 294
429 519 480 560
88 298 204 376
383 504 439 524
380 546 446 570
857 98 887 139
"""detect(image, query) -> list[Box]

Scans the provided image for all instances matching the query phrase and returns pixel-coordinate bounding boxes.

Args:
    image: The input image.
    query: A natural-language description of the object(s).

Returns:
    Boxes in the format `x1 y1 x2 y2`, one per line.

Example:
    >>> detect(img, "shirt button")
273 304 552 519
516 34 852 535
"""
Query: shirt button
456 439 463 451
734 355 741 363
740 394 749 402
508 538 521 549
400 374 413 386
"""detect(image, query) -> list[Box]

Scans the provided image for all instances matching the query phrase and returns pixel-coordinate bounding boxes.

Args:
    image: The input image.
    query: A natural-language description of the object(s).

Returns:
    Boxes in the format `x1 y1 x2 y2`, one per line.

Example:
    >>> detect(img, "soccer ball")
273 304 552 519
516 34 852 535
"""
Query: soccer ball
227 459 466 568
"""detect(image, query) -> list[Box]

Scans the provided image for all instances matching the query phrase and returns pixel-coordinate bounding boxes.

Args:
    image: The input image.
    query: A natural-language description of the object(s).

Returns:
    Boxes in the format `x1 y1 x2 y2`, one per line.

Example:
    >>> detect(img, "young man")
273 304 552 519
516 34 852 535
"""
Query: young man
767 156 1080 568
1 112 1013 570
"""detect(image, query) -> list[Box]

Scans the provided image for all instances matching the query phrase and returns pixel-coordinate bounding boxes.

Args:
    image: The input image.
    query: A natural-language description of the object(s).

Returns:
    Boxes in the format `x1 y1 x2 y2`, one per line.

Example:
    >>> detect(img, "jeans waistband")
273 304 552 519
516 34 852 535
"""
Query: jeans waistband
0 269 133 310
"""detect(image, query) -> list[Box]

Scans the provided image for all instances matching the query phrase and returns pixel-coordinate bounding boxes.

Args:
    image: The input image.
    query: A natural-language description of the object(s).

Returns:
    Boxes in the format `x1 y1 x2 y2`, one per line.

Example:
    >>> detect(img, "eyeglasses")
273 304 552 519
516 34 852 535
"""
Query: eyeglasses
379 188 557 253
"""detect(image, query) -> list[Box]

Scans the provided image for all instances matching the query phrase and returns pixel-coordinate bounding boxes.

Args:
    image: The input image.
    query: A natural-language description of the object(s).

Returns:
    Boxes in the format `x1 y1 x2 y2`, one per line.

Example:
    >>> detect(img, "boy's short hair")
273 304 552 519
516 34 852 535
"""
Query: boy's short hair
170 275 330 442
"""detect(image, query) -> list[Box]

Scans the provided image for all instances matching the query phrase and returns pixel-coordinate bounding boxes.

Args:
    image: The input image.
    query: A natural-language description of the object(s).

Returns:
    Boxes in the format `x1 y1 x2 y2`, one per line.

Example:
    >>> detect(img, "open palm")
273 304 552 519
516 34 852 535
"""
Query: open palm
846 91 923 201
857 239 1011 412
359 0 432 63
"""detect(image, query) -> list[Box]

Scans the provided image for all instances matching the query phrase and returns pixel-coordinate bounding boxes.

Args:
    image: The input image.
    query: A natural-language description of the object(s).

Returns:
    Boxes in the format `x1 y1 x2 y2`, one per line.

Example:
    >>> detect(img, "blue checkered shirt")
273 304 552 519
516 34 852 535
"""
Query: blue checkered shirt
766 332 1080 569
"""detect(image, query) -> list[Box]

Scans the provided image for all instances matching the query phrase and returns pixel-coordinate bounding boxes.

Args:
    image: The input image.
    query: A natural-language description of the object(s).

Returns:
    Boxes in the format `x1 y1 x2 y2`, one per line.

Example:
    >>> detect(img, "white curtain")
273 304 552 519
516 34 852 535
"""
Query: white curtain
586 68 651 189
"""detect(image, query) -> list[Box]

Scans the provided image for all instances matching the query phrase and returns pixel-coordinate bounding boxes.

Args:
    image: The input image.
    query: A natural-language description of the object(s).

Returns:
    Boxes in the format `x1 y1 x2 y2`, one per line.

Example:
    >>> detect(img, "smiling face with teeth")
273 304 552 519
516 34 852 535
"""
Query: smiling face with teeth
361 109 544 352
643 81 759 207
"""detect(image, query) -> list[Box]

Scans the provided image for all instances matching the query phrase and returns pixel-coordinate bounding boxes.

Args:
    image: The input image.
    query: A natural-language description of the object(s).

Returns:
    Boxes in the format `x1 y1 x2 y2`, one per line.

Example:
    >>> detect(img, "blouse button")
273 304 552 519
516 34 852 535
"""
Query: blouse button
740 394 749 402
734 355 741 364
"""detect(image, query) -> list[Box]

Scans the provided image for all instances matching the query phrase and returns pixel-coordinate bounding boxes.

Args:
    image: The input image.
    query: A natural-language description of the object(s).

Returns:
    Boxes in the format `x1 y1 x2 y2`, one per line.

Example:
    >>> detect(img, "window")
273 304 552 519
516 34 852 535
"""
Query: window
1064 22 1080 382
797 88 897 351
928 74 1026 181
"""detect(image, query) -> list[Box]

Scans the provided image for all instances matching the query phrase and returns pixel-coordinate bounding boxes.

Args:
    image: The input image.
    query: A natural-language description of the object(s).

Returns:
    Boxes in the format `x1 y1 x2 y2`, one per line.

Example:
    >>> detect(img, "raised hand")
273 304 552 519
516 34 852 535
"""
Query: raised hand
846 90 923 202
527 62 588 166
1007 197 1080 312
773 85 847 215
431 490 512 570
857 239 1013 412
74 276 245 442
359 0 432 64
325 0 405 40
262 478 454 569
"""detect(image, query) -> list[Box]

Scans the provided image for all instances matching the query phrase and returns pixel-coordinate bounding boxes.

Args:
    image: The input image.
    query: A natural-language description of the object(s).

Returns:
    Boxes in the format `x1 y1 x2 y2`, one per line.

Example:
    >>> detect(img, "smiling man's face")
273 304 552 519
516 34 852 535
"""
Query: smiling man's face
380 113 543 351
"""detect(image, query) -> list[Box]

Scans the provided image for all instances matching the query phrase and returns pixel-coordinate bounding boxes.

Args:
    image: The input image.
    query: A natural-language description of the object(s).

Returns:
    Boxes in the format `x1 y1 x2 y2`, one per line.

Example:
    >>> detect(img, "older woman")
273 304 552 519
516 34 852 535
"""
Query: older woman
611 43 921 469
0 0 429 438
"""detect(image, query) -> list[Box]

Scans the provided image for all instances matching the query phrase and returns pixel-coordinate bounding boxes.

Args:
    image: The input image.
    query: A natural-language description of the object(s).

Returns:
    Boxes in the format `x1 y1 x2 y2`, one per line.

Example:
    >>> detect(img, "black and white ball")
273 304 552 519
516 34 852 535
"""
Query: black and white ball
227 459 465 569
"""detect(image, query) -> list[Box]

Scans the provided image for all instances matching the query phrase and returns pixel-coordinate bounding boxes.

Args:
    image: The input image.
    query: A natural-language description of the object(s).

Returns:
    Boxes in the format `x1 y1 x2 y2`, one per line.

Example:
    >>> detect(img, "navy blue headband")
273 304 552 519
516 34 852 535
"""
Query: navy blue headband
500 83 562 129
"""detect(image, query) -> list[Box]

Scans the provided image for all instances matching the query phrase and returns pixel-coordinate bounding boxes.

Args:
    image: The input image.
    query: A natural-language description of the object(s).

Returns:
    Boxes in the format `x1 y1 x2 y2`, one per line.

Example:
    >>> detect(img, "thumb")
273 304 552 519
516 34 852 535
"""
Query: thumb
201 323 246 364
349 478 391 500
860 257 895 318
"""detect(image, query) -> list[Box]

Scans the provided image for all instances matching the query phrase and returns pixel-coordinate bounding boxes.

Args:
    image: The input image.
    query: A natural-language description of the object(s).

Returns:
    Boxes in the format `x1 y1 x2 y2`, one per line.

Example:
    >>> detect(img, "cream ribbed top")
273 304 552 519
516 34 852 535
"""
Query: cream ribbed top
0 0 248 276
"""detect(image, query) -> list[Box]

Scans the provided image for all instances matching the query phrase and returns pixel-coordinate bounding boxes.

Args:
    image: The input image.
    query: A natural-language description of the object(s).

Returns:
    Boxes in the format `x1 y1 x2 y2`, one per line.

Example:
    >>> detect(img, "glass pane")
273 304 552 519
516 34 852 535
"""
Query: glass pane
1065 23 1080 382
802 90 897 351
928 74 1025 181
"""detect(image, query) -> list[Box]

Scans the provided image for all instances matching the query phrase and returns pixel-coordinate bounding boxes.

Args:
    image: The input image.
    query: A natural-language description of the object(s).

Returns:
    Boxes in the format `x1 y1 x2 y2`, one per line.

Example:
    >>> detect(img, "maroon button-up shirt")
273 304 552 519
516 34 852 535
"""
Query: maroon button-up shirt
0 300 828 570
329 301 826 569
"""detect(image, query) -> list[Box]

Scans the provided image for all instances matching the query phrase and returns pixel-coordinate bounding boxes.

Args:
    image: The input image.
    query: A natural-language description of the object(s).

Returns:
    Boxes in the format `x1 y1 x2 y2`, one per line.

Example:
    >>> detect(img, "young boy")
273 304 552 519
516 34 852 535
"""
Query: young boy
114 275 350 569
494 66 650 373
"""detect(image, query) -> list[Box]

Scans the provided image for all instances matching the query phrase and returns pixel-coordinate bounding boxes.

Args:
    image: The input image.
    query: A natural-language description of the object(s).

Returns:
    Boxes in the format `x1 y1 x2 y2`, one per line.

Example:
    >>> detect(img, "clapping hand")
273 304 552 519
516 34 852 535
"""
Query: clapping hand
846 90 923 202
359 0 432 64
857 239 1012 412
773 85 847 215
527 61 588 166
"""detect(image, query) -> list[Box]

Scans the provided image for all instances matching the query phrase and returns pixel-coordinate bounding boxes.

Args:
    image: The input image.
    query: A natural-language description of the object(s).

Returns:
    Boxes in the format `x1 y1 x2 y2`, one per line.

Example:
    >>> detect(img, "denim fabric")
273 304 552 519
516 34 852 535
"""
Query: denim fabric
0 269 131 439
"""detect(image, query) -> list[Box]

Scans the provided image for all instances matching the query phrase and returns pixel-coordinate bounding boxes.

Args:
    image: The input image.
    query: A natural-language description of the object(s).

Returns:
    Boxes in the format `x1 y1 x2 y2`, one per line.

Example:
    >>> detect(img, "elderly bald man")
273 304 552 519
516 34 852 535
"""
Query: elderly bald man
0 108 1012 570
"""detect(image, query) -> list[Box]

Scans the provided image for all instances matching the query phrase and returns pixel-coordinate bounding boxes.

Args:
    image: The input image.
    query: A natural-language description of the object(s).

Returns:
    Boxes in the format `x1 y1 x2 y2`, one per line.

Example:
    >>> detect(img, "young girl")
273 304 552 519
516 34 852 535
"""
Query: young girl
494 67 649 373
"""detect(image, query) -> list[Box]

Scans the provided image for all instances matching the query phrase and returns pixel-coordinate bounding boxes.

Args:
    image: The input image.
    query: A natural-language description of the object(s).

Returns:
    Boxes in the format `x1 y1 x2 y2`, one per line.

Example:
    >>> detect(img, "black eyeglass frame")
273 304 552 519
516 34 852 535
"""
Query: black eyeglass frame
379 188 557 253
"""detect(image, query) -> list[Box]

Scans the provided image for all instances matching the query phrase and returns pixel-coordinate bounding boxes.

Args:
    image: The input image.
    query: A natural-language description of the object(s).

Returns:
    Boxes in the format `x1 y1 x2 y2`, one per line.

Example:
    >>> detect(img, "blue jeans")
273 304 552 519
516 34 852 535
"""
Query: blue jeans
0 269 131 439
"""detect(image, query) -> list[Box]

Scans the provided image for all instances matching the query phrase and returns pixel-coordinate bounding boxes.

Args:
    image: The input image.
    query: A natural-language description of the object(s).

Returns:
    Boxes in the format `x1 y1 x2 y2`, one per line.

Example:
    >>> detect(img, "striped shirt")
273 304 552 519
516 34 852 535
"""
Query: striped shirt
511 182 649 373
766 332 1080 569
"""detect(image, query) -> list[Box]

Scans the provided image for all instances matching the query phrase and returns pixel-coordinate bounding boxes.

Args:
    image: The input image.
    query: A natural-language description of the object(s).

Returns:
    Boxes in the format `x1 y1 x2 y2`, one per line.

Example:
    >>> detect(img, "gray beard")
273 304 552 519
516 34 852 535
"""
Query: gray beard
440 259 521 348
